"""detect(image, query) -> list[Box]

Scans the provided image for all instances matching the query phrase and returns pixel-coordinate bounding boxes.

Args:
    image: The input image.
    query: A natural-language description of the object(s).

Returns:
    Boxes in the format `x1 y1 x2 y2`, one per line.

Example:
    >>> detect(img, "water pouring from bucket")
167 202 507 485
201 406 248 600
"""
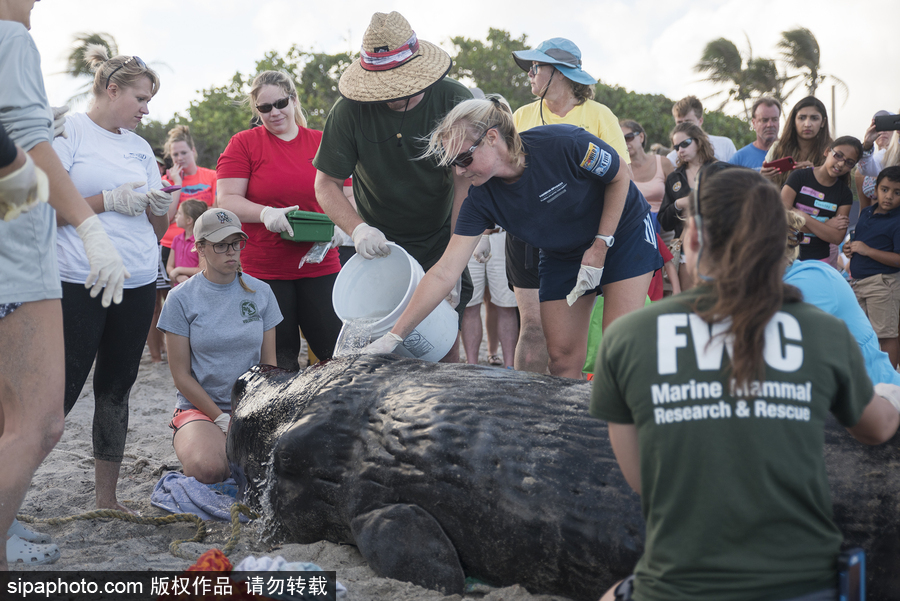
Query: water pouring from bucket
332 243 457 362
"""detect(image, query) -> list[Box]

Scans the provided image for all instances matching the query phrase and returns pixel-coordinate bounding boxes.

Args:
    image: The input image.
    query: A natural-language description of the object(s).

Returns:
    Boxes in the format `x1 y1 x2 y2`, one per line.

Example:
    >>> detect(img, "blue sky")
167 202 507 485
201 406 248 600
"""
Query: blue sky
30 0 900 142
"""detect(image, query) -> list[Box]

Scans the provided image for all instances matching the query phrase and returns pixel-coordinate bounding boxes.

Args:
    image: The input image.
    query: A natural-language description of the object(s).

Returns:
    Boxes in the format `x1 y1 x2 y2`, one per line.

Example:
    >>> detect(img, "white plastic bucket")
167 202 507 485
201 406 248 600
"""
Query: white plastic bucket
332 243 458 362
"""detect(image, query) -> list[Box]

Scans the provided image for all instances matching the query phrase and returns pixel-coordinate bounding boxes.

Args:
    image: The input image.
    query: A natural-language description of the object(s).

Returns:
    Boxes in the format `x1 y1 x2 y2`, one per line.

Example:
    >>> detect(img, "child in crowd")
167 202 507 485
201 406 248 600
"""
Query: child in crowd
844 166 900 368
781 136 861 262
166 200 207 287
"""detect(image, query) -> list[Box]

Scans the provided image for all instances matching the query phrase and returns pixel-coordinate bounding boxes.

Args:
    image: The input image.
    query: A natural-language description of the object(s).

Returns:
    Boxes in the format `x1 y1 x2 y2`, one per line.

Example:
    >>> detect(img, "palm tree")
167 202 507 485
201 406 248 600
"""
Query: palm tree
777 27 848 100
62 32 119 105
744 57 793 106
694 37 754 118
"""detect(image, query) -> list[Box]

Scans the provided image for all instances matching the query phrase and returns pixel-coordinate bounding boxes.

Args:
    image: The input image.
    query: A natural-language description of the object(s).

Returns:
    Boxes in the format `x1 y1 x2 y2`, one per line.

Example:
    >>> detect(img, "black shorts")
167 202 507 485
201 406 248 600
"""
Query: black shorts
505 233 541 290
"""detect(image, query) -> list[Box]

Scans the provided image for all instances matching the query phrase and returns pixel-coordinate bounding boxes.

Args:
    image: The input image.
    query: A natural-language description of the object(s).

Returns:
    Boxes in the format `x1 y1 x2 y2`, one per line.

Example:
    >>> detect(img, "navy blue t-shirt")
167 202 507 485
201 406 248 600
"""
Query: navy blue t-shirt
454 124 650 261
850 205 900 279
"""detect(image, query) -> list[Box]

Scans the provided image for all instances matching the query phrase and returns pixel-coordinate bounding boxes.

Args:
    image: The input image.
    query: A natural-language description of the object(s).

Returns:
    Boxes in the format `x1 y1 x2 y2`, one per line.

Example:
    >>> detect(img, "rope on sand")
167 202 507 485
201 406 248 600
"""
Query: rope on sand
16 503 259 560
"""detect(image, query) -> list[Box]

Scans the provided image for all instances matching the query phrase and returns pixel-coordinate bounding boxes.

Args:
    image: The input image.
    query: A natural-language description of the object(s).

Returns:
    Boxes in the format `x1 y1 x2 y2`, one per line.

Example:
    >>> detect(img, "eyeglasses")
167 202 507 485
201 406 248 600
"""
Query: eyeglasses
528 63 551 76
624 132 641 141
674 138 694 151
831 149 857 168
105 56 146 90
450 127 494 168
210 240 247 254
255 97 292 114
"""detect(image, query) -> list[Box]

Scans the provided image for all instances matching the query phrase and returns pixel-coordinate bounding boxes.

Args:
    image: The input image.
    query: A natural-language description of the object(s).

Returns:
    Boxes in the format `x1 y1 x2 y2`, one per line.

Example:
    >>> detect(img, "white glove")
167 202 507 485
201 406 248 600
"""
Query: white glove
146 188 173 216
51 105 69 139
214 412 231 435
75 215 129 307
0 153 49 221
566 265 604 306
260 205 298 235
330 225 352 250
446 276 463 309
874 383 900 413
102 181 150 216
473 235 492 263
351 223 390 259
361 332 403 355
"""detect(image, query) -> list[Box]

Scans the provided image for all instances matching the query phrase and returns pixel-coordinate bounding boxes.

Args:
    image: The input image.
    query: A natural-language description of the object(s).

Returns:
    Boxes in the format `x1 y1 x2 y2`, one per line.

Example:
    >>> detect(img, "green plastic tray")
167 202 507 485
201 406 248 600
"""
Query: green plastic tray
279 210 335 242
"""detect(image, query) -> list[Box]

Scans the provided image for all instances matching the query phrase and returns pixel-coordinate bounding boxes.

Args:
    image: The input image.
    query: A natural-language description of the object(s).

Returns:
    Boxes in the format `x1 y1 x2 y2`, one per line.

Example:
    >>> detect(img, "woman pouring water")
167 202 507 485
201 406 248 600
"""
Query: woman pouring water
362 97 661 378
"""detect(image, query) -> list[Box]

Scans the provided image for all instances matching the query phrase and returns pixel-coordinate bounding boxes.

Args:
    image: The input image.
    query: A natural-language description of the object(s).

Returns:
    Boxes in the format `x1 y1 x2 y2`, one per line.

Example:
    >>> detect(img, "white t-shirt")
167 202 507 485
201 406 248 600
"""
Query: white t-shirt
53 112 162 287
667 134 737 166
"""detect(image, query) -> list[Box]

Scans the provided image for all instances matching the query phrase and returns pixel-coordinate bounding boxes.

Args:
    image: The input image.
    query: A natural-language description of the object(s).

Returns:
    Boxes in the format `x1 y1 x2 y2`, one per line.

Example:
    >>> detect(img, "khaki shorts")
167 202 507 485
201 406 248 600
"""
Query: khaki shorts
852 271 900 338
466 231 517 308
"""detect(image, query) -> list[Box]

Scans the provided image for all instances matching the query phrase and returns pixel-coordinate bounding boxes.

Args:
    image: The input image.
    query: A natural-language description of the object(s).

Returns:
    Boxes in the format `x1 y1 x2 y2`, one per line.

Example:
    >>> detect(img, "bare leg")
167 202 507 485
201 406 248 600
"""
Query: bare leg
601 273 654 332
94 459 136 514
541 294 595 379
460 304 483 365
678 262 694 293
146 289 166 362
173 421 229 484
880 337 899 370
439 334 461 363
512 287 549 374
484 288 500 357
0 300 66 569
493 305 519 369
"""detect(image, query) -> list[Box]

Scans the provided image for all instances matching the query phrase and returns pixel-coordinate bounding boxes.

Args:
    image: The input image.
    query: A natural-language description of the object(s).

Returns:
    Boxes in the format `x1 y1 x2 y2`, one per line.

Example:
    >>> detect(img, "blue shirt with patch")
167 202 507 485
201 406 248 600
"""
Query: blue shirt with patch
850 204 900 279
455 124 650 260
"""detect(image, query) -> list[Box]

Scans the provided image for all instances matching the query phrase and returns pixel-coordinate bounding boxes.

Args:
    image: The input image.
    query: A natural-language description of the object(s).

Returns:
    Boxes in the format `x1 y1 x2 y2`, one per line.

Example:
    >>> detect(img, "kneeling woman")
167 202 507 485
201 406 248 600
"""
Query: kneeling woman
157 209 282 483
364 97 660 378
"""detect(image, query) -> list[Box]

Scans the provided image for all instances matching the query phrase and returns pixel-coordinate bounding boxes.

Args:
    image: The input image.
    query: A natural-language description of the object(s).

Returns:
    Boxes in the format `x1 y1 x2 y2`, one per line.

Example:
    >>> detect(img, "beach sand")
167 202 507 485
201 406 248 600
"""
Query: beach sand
12 325 563 600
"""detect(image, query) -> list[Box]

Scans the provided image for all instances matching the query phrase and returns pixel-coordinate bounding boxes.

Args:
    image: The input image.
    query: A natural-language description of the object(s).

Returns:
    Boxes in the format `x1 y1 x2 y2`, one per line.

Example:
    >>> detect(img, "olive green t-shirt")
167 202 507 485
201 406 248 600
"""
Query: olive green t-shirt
313 79 473 267
590 288 872 601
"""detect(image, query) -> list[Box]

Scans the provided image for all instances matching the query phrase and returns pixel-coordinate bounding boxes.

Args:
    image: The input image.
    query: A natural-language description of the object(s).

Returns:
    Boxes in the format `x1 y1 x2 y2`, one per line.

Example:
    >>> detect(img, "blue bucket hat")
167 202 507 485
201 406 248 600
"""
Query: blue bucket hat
512 38 596 86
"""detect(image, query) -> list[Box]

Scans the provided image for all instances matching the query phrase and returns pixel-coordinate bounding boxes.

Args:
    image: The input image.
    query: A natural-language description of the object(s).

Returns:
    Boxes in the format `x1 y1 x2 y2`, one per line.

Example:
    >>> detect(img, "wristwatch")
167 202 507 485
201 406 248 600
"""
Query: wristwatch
595 234 615 248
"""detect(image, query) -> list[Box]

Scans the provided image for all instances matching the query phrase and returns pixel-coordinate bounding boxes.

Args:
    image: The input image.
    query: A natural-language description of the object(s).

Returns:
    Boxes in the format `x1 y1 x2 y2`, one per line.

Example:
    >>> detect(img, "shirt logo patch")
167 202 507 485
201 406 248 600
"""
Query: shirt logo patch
241 300 260 323
580 144 612 176
672 181 682 193
124 152 148 161
799 186 825 201
539 182 567 204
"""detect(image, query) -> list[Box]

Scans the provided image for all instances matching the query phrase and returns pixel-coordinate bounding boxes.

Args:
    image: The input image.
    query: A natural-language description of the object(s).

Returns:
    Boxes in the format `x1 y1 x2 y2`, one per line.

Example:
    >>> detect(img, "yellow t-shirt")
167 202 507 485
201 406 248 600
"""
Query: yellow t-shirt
513 100 630 163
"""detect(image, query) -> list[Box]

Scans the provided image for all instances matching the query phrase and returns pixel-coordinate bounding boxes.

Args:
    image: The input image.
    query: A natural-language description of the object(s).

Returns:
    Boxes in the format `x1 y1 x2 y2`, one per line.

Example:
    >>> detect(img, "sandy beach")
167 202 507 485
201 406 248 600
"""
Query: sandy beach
12 327 565 601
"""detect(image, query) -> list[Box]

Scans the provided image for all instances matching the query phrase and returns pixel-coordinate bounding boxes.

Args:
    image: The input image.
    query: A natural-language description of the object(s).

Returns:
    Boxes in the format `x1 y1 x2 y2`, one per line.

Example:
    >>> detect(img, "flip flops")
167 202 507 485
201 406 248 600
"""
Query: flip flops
6 534 60 565
8 518 52 544
488 355 503 366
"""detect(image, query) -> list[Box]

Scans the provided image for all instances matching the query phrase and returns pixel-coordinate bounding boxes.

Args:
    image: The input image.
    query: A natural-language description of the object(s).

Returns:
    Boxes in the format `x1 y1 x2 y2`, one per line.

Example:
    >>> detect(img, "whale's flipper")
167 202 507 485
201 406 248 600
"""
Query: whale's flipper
350 503 465 594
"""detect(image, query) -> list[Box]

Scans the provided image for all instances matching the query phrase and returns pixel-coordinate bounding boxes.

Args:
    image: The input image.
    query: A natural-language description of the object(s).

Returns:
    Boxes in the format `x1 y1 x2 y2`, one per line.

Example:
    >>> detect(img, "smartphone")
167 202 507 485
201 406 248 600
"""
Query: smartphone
762 156 797 173
161 185 182 193
838 547 864 601
874 114 900 132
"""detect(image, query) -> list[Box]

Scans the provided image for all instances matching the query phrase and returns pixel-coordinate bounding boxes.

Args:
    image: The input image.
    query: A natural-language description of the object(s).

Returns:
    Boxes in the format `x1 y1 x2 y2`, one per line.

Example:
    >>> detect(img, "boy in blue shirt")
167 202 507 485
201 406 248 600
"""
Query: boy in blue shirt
844 166 900 367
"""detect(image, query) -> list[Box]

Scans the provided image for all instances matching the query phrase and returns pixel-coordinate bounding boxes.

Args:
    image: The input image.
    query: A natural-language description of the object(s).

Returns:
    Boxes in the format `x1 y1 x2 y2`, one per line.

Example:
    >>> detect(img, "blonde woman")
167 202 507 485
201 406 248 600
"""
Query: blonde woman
217 71 342 370
53 45 172 513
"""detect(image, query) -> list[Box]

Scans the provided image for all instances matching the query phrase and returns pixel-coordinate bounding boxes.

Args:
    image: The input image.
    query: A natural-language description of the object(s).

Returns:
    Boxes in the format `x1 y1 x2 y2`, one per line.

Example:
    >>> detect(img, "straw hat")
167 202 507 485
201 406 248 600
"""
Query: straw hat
339 12 452 104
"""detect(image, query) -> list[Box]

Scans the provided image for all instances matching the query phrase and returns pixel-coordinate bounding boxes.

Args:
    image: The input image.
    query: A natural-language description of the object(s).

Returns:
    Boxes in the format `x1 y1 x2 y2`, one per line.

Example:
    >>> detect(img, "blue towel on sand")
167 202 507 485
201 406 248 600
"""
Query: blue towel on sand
151 472 247 522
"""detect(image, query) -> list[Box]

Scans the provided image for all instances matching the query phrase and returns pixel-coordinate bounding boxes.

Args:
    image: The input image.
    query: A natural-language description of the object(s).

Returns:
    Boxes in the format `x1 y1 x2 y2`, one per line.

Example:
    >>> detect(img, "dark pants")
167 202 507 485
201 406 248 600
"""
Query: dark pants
264 274 344 371
62 282 156 462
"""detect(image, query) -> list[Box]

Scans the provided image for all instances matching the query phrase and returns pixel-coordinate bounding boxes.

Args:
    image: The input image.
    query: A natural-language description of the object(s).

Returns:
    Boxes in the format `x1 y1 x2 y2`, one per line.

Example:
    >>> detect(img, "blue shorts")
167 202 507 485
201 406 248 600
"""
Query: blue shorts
538 212 662 302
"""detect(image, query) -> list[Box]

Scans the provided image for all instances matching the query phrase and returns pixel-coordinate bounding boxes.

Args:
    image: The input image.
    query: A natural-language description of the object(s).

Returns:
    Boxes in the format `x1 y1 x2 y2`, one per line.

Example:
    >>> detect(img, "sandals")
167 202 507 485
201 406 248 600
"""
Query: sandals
8 518 52 544
6 534 60 565
488 355 503 366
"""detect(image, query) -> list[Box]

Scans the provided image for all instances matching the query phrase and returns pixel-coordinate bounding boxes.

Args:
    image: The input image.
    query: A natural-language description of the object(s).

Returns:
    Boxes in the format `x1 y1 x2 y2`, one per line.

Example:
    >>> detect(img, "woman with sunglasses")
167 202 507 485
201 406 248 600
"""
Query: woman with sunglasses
363 97 660 379
593 166 898 601
781 136 860 263
658 122 719 291
157 209 281 483
218 71 343 371
620 119 674 237
504 38 630 375
764 96 832 188
52 45 172 513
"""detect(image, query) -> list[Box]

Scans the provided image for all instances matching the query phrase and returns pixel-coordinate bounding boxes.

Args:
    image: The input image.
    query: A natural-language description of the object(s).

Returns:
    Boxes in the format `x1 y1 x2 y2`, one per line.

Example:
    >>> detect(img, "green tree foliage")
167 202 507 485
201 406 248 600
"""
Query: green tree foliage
62 32 119 106
449 28 533 111
777 27 847 100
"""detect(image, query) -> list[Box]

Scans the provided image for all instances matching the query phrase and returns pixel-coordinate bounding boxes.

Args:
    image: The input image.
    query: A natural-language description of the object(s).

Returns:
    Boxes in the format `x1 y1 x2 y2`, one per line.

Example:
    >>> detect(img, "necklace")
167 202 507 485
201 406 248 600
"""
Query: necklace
358 98 409 147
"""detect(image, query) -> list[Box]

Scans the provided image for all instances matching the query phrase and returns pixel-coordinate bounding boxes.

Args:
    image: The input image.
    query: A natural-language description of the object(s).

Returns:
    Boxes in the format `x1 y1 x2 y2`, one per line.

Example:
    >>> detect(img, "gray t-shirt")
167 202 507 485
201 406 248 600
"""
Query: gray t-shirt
157 272 283 411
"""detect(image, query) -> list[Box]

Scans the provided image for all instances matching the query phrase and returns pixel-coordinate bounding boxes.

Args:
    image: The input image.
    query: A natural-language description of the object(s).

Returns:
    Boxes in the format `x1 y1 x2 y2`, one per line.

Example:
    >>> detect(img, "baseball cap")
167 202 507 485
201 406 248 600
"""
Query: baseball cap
193 209 247 243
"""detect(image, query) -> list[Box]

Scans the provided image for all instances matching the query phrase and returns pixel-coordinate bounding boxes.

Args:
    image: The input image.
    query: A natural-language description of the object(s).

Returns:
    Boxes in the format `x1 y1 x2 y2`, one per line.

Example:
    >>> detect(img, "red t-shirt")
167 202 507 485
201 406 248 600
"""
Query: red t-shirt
217 126 340 280
648 232 674 301
160 167 217 248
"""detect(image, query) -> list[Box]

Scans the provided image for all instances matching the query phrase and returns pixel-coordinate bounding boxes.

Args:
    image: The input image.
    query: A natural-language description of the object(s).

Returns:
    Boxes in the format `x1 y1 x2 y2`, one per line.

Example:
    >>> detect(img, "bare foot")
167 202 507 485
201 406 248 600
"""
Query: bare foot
150 355 163 363
97 500 139 516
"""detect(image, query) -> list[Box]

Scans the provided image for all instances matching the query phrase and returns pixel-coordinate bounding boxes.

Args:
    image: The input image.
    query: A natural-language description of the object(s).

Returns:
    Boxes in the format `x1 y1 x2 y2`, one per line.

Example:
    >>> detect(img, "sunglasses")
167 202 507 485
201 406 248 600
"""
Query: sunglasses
830 149 857 168
624 131 641 141
450 127 494 168
674 138 694 151
210 240 247 254
105 56 146 90
255 96 292 114
528 63 551 76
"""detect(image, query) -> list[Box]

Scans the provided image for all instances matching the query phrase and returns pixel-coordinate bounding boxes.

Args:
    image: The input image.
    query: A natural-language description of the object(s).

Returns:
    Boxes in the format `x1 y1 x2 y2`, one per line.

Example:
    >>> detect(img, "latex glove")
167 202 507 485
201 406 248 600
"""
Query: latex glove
0 153 49 221
214 413 231 435
446 276 463 309
146 188 173 216
352 223 390 259
361 332 403 355
260 205 298 236
102 181 150 216
566 265 604 306
51 105 69 139
473 235 492 263
75 215 129 307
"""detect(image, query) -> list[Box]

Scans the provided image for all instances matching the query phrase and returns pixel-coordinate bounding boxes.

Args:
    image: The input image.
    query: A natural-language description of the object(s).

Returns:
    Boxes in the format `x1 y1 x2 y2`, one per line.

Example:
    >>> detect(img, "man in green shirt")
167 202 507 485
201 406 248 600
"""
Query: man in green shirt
313 11 473 361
